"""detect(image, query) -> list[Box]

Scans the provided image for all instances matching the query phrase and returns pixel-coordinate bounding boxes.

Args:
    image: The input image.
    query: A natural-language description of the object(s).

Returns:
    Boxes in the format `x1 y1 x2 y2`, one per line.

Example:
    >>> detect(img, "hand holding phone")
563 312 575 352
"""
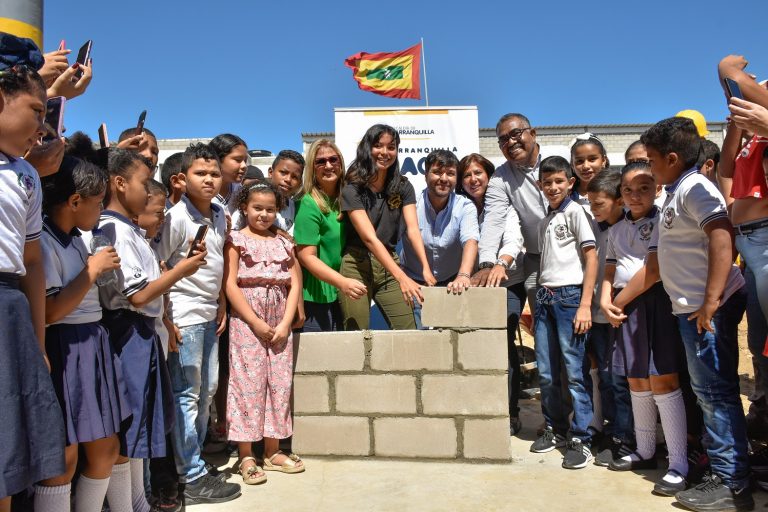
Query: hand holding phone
187 225 209 258
73 40 92 81
43 96 66 141
724 78 744 100
135 110 147 137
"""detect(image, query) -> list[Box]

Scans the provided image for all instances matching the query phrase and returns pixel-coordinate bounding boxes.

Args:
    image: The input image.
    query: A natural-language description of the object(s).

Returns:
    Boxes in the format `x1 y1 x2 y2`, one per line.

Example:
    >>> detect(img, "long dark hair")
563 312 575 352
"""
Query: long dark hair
346 124 401 191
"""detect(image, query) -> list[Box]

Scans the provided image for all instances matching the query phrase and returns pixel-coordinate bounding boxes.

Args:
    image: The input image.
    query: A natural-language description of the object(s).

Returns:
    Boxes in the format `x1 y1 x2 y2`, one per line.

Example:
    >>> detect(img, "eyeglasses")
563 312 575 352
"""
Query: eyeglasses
314 156 340 167
497 127 531 146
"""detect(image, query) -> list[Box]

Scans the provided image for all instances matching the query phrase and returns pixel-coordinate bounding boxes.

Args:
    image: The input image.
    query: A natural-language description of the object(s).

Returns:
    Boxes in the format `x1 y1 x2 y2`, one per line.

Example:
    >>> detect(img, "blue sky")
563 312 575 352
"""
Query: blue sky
45 0 768 154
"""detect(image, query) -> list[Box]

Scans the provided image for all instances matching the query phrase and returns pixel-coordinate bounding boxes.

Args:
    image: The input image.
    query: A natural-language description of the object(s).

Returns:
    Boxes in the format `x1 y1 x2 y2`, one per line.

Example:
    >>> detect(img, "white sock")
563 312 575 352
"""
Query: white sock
654 388 689 477
589 367 604 431
130 458 151 512
106 461 132 512
34 483 71 512
75 475 110 512
627 389 657 461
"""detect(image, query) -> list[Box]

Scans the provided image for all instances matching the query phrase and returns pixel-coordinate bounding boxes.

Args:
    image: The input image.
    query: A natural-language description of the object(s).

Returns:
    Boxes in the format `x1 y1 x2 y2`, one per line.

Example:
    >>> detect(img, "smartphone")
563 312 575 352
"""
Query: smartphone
98 123 109 148
724 78 743 100
73 40 92 80
42 96 66 141
135 110 147 137
186 225 209 258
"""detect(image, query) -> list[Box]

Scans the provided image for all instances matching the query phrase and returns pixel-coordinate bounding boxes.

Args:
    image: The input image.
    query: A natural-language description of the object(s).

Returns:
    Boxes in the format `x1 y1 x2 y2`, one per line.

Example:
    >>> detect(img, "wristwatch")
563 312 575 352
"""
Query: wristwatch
478 261 495 270
495 258 510 269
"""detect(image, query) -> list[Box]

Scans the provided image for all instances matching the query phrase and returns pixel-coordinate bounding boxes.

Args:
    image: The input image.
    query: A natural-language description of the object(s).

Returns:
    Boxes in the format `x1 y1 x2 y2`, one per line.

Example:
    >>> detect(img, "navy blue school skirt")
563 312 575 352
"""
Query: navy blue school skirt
46 322 132 445
612 281 684 378
0 274 65 498
102 309 174 459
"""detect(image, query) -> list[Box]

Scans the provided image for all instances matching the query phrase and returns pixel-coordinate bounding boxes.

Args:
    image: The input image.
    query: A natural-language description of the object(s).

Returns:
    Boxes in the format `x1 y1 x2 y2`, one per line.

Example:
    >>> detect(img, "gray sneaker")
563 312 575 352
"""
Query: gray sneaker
530 427 566 453
562 439 593 469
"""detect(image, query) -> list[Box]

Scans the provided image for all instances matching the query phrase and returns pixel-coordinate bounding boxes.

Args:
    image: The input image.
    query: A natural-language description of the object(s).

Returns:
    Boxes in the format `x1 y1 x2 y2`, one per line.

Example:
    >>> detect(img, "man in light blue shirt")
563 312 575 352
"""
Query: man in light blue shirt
400 150 479 327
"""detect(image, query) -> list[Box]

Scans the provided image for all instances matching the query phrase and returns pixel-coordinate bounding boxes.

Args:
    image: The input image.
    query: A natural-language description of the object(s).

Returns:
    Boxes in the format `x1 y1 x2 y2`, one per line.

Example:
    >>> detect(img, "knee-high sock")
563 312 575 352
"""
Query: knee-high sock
75 475 110 512
629 390 657 460
106 461 132 512
654 389 689 477
34 483 71 512
130 458 151 512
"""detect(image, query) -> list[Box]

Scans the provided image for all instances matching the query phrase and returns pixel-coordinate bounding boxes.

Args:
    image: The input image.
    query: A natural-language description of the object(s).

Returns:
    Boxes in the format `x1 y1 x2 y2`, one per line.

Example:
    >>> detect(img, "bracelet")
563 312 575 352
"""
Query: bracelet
478 261 494 270
495 258 510 269
457 272 471 279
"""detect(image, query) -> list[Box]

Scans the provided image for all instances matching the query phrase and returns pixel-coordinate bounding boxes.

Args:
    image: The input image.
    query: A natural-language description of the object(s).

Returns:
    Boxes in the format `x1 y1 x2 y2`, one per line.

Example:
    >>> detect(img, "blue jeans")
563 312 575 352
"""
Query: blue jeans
534 285 593 442
588 323 634 442
676 287 749 489
168 320 219 483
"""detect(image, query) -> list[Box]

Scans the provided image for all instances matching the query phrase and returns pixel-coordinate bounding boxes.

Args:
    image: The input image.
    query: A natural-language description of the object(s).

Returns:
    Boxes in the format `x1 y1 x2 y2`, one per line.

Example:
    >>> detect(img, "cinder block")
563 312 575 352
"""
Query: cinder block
336 375 416 414
293 375 329 414
292 416 370 456
462 418 512 460
420 287 506 329
374 418 457 458
422 375 508 416
294 332 365 372
457 330 508 371
370 330 453 371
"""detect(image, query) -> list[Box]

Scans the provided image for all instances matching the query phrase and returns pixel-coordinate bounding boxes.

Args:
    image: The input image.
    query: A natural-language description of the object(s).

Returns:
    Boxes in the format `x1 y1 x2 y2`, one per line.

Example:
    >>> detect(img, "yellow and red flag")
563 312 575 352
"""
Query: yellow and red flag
344 43 421 99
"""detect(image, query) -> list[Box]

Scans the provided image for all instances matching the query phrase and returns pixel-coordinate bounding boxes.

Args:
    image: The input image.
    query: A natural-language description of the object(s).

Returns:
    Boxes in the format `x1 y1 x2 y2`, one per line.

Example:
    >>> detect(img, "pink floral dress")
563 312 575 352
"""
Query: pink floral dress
226 230 294 442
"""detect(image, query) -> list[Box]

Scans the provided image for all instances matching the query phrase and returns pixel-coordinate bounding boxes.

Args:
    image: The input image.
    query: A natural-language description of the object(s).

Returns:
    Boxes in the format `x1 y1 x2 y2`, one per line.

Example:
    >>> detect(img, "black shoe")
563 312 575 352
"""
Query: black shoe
608 451 658 471
530 427 566 453
562 439 593 469
653 469 688 497
183 474 241 505
594 437 635 467
510 417 522 436
675 474 754 512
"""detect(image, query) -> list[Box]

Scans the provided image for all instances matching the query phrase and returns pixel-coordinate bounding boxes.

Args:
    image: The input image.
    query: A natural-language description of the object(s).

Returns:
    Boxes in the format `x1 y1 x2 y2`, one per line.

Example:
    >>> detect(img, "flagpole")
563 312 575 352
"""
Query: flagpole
421 37 429 107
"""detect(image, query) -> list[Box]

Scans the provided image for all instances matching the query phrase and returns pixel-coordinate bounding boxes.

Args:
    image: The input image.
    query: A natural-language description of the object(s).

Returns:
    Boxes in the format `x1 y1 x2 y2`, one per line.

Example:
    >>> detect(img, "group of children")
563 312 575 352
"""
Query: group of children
530 119 763 511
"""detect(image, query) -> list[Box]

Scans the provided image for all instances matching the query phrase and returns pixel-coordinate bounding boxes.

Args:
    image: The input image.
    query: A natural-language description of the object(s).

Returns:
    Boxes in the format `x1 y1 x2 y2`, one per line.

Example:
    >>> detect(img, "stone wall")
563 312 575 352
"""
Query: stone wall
291 287 512 461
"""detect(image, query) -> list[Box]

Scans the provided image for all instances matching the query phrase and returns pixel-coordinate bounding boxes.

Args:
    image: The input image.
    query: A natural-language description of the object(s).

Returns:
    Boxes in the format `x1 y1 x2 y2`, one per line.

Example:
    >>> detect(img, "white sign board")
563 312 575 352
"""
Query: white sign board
334 106 480 195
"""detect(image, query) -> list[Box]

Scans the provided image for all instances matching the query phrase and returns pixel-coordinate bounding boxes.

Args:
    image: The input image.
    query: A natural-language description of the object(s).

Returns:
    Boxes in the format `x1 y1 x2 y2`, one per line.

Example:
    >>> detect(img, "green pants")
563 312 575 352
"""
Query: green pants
339 246 416 331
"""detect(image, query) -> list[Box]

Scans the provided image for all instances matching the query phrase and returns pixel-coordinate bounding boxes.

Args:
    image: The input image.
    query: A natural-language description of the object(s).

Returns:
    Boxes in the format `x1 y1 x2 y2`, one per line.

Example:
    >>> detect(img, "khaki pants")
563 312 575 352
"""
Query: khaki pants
339 246 416 330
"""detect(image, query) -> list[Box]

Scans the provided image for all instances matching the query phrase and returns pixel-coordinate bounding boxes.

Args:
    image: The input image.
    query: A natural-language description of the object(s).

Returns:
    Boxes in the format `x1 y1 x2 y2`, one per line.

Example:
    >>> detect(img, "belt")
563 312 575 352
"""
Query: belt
735 218 768 236
0 272 20 288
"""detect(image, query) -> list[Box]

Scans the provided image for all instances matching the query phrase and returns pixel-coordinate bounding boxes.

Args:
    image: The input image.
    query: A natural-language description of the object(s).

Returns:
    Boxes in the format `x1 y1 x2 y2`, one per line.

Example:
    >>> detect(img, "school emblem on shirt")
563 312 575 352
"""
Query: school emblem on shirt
663 207 675 229
16 171 35 199
131 266 143 279
554 224 568 241
638 221 653 241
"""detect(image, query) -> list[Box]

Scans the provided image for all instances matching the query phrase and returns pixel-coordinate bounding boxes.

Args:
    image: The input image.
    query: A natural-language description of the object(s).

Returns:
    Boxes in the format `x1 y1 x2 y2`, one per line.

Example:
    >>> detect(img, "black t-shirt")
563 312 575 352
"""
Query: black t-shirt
341 174 416 251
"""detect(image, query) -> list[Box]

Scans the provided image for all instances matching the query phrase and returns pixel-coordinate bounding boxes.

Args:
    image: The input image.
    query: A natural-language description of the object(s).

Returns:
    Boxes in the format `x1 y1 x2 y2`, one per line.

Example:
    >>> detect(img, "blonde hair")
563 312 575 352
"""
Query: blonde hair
303 139 345 215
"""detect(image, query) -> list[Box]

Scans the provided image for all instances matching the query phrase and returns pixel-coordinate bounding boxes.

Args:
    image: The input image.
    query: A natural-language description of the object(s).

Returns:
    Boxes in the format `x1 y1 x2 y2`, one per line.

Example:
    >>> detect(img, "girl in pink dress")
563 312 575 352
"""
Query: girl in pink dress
223 182 304 485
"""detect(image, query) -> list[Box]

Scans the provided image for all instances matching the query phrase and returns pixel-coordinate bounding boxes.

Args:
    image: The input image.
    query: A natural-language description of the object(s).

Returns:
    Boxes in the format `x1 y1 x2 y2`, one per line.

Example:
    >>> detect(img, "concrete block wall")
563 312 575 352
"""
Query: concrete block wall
292 287 511 461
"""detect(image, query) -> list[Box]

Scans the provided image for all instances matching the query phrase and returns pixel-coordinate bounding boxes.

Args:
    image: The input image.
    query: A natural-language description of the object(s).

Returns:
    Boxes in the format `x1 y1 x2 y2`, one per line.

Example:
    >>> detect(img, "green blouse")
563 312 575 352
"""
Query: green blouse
293 193 345 303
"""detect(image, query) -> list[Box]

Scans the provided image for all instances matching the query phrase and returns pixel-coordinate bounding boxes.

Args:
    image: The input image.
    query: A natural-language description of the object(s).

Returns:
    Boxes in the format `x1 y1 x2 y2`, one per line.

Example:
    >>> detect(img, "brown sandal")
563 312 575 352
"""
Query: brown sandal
239 456 267 484
263 450 305 474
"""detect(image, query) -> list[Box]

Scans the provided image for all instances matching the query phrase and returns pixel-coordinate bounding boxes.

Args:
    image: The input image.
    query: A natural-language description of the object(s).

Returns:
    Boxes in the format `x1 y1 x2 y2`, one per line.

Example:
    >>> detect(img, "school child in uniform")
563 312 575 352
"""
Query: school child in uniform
94 148 207 512
571 133 610 204
37 156 133 512
224 182 304 485
160 152 185 209
154 143 242 505
599 161 689 496
585 170 636 466
0 36 66 512
529 156 598 470
641 117 752 512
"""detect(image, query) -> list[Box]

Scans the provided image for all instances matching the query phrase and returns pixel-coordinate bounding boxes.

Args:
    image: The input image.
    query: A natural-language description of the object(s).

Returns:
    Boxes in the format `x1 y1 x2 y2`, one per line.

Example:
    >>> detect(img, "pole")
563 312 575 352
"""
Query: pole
0 0 44 49
421 37 429 107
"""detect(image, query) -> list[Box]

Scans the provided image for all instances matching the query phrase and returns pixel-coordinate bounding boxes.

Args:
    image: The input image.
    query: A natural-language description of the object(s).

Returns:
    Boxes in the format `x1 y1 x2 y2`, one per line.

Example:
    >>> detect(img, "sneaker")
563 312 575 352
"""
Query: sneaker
510 416 522 436
562 439 593 469
674 474 754 512
183 474 241 505
530 427 566 453
595 437 634 467
204 462 228 482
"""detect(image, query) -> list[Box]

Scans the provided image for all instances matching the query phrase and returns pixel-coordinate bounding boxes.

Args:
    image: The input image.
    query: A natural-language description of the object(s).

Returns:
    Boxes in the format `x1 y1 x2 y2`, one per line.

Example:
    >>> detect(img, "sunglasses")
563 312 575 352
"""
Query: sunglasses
314 156 340 166
497 127 531 146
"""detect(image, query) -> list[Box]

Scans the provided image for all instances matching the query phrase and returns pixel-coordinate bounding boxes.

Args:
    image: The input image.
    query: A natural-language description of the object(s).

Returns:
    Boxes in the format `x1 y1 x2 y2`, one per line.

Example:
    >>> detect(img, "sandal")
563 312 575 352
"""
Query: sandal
239 456 267 485
263 450 305 474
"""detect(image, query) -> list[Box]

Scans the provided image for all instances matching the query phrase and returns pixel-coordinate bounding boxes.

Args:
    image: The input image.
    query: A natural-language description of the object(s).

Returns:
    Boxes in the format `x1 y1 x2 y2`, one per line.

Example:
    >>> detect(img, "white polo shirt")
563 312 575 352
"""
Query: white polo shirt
92 210 164 318
606 206 660 289
658 168 744 315
0 153 42 275
538 197 596 288
155 195 227 328
41 217 101 324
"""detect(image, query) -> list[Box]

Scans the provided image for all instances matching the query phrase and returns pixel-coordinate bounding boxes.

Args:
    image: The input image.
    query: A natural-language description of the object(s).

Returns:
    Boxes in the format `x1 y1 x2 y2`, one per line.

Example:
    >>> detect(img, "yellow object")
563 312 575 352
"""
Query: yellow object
675 109 710 137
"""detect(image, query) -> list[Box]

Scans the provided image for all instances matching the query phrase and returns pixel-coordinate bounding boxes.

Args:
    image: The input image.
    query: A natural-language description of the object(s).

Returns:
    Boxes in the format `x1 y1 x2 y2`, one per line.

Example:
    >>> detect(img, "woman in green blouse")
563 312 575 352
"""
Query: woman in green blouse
294 139 367 331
